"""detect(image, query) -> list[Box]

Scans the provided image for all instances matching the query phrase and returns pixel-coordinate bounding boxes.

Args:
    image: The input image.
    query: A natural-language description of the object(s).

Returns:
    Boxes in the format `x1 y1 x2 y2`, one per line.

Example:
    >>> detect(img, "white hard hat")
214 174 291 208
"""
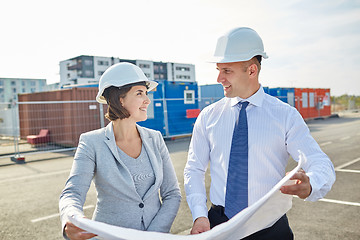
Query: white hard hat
212 27 268 63
96 62 158 104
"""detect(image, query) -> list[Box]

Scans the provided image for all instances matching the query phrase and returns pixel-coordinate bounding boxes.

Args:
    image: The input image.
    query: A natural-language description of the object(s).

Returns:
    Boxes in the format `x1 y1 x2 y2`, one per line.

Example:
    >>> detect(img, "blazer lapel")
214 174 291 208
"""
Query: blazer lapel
104 123 136 190
137 125 162 201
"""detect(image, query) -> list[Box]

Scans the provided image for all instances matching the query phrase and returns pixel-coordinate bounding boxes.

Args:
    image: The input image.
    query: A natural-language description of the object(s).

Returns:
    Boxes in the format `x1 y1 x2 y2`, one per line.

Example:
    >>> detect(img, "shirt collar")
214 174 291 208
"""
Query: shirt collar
230 85 265 107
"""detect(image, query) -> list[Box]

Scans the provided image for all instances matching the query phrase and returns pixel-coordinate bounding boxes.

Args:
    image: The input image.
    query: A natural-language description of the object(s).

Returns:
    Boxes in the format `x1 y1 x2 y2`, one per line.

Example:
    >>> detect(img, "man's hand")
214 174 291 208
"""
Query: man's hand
190 217 210 234
280 169 312 199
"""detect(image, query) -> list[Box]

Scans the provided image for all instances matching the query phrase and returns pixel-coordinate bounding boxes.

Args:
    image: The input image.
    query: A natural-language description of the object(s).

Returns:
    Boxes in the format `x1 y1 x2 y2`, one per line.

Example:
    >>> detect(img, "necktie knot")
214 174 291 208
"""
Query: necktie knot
239 101 249 109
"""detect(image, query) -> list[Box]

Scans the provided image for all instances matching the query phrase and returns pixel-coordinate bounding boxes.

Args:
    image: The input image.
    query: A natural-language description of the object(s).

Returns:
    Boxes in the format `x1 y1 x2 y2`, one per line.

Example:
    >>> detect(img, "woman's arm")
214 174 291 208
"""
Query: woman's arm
146 131 181 232
59 133 96 239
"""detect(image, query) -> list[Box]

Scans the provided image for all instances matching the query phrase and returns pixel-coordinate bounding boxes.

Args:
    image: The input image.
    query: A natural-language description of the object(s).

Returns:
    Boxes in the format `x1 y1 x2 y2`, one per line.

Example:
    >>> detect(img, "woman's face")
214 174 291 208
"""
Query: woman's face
120 85 151 122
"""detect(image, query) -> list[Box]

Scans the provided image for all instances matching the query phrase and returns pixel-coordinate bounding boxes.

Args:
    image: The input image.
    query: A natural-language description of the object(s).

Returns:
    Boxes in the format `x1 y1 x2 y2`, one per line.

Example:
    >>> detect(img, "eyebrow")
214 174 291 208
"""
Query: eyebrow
216 67 231 71
136 89 148 94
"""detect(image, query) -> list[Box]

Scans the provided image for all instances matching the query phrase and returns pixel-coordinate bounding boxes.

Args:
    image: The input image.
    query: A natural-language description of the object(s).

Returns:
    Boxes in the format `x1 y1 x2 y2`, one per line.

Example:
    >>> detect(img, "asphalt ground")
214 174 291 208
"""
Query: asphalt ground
0 111 359 239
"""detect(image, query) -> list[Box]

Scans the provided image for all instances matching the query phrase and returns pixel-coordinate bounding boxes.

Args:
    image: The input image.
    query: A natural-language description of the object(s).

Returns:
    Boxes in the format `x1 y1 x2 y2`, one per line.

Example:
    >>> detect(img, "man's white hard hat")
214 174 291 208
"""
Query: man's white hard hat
96 62 158 104
212 27 268 63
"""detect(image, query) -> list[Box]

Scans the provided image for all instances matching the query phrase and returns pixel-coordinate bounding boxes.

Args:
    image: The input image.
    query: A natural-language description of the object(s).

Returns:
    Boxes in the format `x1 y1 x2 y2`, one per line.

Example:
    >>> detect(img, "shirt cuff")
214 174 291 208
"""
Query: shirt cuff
191 204 209 222
304 172 321 202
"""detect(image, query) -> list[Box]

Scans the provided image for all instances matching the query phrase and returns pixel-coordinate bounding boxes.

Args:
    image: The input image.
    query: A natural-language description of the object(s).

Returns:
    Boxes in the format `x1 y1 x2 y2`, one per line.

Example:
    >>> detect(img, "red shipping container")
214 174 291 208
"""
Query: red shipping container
18 88 109 147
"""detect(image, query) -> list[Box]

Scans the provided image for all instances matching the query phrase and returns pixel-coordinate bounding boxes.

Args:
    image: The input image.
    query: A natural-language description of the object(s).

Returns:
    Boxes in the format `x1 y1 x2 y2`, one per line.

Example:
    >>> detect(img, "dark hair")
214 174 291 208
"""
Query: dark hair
102 81 148 121
255 55 262 65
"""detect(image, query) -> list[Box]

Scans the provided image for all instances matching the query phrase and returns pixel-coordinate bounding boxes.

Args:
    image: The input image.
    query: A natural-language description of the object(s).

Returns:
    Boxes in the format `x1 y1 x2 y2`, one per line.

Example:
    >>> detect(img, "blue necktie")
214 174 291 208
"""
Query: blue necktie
225 101 249 219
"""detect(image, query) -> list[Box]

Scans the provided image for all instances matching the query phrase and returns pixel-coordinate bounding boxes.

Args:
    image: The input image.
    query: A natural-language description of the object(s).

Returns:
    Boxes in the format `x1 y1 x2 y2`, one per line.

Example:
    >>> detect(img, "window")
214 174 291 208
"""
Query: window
139 64 150 68
31 81 36 86
85 70 93 77
84 59 93 66
184 90 195 104
147 93 155 119
324 92 330 106
287 92 294 107
98 60 109 66
176 66 190 71
98 71 105 76
302 92 308 108
11 81 16 86
309 92 315 107
145 73 151 78
176 75 190 80
22 81 26 86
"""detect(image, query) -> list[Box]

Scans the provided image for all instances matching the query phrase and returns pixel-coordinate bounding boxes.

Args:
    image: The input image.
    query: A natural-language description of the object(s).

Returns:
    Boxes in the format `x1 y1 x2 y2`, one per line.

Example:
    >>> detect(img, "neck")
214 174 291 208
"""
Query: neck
112 119 139 142
239 82 260 99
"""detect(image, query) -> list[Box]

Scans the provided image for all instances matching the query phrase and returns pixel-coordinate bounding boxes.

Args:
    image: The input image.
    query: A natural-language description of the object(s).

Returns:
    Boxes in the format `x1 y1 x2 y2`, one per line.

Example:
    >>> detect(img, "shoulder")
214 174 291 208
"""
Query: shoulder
262 93 302 124
80 127 106 141
263 93 297 112
200 97 229 117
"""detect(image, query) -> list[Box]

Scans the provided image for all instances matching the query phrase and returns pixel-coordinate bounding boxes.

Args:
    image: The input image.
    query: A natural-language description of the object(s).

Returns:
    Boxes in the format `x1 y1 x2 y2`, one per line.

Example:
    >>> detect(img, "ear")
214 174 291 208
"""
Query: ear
119 96 124 105
248 64 258 78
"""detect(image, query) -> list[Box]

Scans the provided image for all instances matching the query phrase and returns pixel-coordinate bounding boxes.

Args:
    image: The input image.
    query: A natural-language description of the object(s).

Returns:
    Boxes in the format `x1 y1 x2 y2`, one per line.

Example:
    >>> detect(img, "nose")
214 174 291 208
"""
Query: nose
144 95 151 104
217 72 224 83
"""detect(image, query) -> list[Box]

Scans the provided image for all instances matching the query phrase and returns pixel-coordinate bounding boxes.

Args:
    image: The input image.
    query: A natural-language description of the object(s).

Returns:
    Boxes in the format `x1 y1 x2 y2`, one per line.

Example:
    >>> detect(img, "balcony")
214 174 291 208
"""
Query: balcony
67 63 82 70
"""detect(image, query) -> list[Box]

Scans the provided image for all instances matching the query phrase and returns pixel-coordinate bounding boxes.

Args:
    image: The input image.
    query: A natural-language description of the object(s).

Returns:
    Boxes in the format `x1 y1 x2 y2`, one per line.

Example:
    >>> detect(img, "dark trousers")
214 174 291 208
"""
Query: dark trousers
208 204 294 240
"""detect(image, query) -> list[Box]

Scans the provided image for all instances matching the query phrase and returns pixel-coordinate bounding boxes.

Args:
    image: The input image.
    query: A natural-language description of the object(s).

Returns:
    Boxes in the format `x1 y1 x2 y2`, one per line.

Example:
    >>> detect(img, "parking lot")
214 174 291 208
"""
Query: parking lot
0 111 359 239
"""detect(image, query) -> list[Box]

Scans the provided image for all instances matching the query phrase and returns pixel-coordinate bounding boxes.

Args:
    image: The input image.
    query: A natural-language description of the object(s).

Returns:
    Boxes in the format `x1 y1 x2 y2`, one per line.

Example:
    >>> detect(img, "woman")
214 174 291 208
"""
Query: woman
59 62 181 240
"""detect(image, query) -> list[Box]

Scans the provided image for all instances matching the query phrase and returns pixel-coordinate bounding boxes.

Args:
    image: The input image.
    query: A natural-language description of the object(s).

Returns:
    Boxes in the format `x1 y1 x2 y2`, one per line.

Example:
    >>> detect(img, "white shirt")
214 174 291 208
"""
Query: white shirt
184 86 336 222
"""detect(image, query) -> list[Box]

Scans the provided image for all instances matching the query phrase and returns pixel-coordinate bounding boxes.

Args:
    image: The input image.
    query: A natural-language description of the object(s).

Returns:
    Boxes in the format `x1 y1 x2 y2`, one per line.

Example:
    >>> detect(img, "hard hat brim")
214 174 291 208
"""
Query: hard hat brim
96 80 158 104
209 52 269 64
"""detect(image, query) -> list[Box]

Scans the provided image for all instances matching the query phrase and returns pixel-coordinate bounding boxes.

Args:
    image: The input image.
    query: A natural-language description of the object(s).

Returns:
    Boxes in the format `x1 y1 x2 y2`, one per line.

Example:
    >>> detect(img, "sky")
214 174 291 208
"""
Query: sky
1 0 360 96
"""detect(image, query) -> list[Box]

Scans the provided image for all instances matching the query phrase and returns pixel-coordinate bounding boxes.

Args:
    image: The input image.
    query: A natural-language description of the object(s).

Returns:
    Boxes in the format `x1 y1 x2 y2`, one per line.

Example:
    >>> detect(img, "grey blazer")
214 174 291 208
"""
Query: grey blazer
59 123 181 236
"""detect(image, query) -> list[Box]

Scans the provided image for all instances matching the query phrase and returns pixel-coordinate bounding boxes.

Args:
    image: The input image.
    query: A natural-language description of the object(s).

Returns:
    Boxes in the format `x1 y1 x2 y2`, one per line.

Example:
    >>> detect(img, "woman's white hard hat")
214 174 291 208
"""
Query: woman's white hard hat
96 62 158 104
211 27 268 63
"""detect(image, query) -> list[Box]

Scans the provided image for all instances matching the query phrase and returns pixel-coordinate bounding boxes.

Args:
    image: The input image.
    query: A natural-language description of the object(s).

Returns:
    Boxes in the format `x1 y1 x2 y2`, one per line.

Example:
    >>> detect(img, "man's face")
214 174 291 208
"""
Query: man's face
216 62 250 98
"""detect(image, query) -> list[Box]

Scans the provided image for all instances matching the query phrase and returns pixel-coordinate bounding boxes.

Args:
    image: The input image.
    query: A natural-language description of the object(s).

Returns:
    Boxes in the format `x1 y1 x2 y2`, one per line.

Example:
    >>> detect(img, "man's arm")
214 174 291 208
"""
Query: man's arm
285 109 335 201
184 110 211 232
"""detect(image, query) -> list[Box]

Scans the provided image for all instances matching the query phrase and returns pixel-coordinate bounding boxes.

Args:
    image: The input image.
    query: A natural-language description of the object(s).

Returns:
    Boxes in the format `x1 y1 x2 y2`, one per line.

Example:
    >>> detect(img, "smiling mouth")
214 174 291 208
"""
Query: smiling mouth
139 108 147 112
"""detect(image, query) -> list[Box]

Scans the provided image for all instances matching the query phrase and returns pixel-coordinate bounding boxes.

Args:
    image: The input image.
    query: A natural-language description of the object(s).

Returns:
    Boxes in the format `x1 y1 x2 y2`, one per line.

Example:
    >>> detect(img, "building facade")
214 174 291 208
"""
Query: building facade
0 78 47 103
59 55 195 87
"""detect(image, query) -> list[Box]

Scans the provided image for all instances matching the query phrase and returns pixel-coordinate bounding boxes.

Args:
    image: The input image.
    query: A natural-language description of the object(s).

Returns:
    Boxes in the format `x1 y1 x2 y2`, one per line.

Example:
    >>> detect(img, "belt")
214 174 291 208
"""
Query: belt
211 204 225 215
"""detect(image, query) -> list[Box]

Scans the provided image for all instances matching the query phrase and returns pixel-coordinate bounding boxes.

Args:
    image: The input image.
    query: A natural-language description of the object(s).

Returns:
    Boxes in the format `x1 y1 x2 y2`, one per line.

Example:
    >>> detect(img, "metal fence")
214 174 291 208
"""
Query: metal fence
0 98 209 162
0 100 106 161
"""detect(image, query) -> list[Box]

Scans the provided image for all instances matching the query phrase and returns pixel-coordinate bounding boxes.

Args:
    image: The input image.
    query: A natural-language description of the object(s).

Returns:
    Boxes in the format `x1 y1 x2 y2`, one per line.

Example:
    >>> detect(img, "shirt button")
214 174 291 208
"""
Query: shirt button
139 203 144 208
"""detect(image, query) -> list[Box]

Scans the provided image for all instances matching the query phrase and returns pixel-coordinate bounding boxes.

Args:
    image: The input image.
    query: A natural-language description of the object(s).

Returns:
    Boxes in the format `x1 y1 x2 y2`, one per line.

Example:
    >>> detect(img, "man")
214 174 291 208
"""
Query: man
184 27 335 239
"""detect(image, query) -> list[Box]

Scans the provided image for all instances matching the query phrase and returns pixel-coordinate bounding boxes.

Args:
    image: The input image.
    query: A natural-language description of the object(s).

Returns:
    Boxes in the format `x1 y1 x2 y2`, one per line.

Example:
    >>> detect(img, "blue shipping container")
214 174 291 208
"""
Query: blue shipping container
269 87 295 107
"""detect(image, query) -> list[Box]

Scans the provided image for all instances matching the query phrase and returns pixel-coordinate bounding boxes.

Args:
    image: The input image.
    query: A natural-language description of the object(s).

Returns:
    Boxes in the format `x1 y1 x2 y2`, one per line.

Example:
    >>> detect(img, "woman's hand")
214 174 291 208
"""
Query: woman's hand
64 221 97 240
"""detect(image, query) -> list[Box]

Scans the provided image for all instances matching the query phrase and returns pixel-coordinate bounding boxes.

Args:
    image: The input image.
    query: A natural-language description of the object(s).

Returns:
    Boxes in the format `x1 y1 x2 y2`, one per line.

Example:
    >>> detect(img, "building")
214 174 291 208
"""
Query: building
0 77 47 136
0 77 47 103
59 55 196 87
